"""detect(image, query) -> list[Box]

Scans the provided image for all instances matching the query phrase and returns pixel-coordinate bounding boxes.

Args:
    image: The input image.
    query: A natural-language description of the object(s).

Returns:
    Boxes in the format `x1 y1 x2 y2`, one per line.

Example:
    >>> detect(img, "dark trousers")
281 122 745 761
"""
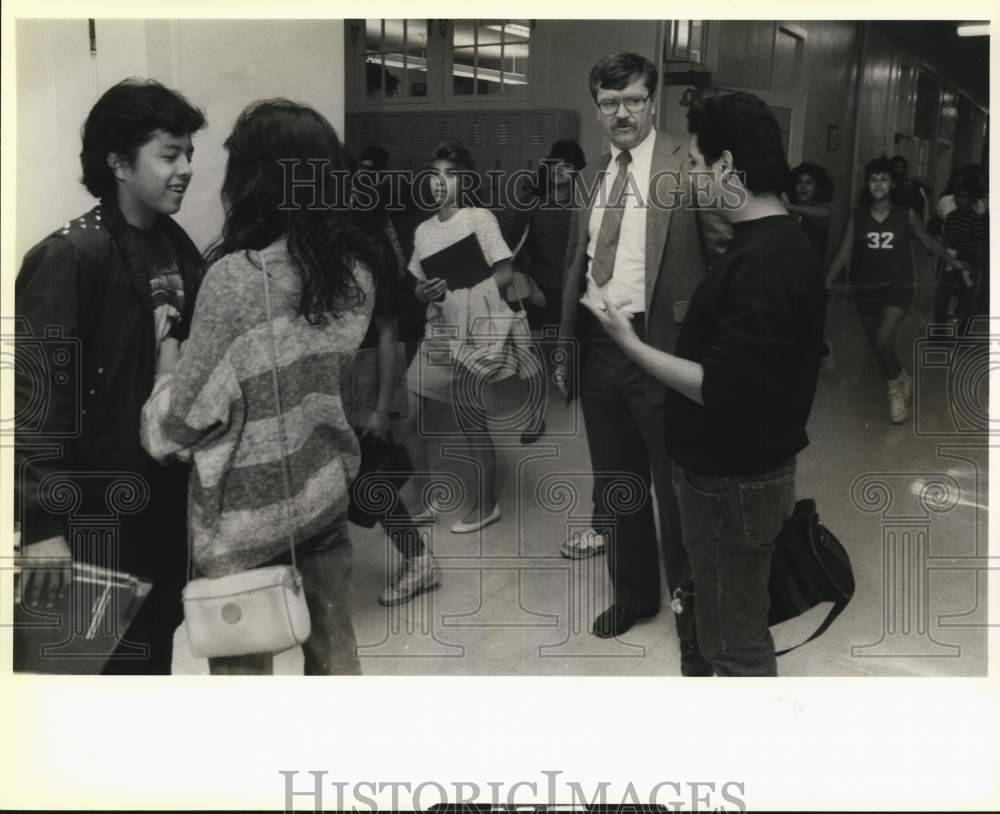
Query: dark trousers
933 267 976 328
101 575 183 675
673 460 796 676
103 480 187 675
579 312 686 614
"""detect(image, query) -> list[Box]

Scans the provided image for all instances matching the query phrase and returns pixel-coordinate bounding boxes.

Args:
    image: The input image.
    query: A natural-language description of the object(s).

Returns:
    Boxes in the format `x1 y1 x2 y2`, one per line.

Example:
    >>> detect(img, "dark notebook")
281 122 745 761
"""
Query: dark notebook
420 232 495 291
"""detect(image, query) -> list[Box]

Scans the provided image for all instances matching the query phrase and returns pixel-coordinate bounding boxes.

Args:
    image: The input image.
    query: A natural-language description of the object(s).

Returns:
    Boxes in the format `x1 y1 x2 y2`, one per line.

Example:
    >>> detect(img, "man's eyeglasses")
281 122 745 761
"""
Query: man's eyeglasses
596 95 651 116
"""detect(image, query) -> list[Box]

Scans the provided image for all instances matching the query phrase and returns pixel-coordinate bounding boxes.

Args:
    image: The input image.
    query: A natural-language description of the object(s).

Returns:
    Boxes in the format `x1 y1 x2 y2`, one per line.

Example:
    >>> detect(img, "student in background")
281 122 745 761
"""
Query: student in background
515 140 587 331
936 175 987 333
357 144 428 365
890 154 929 222
401 140 530 534
785 161 834 264
785 161 835 369
827 156 968 424
348 152 441 607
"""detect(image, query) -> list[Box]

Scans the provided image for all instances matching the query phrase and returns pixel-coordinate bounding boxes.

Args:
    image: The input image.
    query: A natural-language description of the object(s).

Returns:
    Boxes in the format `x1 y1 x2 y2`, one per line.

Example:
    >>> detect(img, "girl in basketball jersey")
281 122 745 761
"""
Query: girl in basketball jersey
827 156 966 423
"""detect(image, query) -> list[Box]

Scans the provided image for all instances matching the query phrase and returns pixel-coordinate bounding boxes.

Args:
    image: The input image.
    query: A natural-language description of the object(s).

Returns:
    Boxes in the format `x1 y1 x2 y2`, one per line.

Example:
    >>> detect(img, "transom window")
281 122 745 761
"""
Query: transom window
365 19 430 99
451 19 531 96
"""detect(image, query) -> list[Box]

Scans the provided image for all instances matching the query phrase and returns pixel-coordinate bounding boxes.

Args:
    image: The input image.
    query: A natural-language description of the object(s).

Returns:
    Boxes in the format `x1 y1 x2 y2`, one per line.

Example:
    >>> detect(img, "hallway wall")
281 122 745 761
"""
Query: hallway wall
14 19 345 258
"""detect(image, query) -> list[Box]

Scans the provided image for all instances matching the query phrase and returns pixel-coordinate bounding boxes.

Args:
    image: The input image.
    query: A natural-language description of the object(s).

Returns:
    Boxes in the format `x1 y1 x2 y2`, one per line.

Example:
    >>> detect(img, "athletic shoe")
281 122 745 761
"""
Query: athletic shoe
899 369 913 404
378 553 440 606
888 377 909 424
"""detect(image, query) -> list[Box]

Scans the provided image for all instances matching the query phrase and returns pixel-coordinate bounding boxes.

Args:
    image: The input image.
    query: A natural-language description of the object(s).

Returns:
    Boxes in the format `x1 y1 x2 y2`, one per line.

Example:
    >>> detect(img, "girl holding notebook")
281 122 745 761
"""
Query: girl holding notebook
400 140 530 534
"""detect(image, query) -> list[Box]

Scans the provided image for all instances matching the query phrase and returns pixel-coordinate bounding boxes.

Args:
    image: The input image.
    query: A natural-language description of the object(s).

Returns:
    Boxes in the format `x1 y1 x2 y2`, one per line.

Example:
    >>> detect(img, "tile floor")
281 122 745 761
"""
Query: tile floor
173 257 990 677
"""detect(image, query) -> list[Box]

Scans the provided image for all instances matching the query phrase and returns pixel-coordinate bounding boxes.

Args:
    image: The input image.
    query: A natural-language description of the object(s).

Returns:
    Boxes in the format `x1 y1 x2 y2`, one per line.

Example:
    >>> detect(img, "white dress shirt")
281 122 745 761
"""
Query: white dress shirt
584 127 657 315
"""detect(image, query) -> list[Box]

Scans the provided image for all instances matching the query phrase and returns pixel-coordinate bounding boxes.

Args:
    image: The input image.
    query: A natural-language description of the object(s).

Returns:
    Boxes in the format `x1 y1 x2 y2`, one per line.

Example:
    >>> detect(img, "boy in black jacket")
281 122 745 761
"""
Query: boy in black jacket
15 78 206 674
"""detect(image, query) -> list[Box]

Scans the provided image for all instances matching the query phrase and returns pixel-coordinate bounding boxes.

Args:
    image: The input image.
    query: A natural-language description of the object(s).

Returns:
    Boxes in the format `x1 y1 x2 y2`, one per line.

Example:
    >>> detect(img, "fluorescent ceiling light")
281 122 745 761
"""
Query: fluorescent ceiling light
452 64 528 85
369 54 526 85
486 23 531 38
957 23 989 36
370 53 428 71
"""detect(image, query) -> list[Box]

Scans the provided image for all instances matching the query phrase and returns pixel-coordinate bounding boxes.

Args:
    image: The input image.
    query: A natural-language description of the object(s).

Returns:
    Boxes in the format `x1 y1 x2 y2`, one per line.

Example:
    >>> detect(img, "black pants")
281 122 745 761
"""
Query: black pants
933 267 976 328
102 488 187 675
579 311 686 614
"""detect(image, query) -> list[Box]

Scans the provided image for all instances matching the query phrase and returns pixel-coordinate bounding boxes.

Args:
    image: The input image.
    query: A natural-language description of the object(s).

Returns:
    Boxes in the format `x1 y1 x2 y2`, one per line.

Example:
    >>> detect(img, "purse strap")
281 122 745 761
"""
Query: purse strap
260 252 299 571
183 251 300 581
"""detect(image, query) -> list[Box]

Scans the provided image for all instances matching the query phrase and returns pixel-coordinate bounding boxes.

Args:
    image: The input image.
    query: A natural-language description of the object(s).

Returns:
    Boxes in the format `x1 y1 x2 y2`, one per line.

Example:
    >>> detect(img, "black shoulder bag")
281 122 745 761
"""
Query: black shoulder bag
768 498 855 655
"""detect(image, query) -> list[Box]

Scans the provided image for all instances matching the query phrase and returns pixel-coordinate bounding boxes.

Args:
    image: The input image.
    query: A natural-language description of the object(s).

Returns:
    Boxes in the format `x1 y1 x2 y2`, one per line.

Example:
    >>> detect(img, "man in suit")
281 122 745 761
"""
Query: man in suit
556 51 713 675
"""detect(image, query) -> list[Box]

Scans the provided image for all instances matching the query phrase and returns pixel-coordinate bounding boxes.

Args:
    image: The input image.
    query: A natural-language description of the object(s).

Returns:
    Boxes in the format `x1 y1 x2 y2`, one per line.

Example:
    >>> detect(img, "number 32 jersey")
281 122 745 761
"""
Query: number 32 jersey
851 205 913 286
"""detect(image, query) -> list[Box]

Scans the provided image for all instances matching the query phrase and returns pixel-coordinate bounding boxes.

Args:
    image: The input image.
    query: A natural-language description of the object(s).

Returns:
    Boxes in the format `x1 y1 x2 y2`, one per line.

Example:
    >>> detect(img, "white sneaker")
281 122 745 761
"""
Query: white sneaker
378 553 440 606
899 370 913 404
560 528 608 559
888 377 909 424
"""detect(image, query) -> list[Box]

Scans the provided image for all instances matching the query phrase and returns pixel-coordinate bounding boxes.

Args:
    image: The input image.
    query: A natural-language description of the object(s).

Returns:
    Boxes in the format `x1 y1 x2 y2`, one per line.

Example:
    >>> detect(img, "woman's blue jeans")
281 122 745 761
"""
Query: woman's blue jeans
673 460 796 677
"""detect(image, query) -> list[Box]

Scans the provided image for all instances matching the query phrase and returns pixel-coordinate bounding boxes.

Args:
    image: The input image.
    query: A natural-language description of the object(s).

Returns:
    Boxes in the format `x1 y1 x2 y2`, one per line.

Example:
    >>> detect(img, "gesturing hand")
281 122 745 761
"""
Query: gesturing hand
579 289 637 349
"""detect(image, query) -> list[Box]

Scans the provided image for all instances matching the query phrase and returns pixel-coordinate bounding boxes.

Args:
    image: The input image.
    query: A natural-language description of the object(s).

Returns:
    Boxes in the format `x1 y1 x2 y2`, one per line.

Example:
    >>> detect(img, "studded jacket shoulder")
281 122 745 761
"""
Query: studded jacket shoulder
14 201 203 548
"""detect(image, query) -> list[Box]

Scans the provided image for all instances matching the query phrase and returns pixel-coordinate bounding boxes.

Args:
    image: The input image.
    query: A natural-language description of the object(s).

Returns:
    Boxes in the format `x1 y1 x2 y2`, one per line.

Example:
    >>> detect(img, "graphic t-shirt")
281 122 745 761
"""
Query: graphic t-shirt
130 224 186 313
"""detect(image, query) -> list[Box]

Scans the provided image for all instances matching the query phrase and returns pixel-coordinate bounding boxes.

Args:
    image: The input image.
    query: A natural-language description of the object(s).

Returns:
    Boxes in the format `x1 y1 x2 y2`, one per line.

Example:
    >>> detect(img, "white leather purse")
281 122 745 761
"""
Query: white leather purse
182 253 312 659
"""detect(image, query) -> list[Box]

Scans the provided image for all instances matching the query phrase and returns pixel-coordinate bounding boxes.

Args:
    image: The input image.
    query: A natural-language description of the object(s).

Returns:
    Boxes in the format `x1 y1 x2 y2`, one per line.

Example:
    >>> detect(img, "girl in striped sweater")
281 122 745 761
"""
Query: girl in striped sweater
141 100 380 675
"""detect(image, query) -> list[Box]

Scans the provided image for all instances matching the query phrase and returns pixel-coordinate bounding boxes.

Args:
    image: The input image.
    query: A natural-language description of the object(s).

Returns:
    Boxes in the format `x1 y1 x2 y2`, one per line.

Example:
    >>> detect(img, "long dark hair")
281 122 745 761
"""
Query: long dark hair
205 99 378 324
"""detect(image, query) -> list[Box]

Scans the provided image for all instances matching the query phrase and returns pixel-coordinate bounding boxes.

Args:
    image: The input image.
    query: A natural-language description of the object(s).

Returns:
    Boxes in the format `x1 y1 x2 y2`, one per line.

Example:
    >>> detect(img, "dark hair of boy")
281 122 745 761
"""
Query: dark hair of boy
858 155 896 205
205 99 379 325
588 51 658 101
954 176 986 201
685 91 789 195
80 77 206 200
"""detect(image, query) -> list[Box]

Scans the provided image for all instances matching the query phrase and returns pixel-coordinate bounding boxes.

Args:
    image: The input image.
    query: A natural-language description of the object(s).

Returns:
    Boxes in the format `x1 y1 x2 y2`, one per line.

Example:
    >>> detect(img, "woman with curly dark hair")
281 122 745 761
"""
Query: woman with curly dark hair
785 161 834 265
142 99 379 675
785 161 835 367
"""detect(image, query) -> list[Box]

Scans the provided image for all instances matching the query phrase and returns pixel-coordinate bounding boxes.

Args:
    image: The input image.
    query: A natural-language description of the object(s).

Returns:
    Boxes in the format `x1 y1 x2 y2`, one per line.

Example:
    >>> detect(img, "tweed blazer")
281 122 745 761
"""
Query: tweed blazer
558 130 713 406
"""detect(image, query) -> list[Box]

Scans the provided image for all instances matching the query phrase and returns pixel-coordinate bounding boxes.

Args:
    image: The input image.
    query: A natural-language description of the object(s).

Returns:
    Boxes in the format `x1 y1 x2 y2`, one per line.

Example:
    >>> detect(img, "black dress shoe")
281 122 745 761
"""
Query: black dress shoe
680 639 714 677
592 604 658 638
